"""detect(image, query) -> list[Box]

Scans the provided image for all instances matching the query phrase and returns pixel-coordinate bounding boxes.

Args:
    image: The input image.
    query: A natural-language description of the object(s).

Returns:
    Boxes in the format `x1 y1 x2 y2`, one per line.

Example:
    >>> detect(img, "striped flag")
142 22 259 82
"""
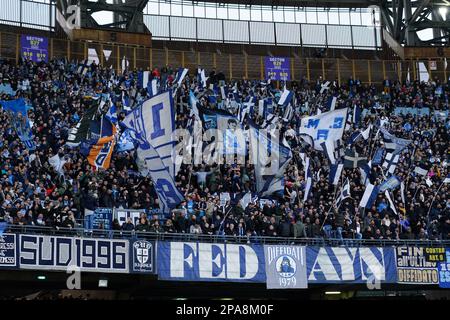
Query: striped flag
147 78 159 97
359 183 379 208
138 71 151 89
175 68 189 87
278 89 293 107
327 96 337 111
384 191 398 215
336 178 351 207
360 161 372 186
329 163 344 185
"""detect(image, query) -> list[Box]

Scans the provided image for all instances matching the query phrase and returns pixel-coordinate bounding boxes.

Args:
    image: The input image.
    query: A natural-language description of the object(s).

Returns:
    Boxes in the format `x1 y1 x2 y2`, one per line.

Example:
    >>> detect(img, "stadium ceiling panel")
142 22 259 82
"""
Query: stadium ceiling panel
196 0 448 8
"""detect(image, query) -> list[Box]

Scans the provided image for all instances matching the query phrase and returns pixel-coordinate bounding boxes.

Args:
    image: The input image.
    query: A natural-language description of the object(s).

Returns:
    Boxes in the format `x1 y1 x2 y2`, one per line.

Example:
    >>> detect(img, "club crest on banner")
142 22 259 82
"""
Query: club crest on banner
132 240 153 272
276 255 297 278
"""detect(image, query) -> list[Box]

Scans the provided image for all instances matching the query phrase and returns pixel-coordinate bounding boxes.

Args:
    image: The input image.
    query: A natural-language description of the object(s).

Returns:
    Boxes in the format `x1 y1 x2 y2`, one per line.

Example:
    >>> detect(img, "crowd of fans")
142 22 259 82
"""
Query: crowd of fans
0 56 449 241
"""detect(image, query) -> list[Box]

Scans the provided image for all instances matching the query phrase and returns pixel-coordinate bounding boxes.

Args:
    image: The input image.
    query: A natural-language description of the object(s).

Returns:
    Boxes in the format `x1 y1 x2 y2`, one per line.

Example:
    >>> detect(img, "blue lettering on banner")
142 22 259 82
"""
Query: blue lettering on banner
317 130 329 140
19 235 129 273
130 240 155 273
0 234 17 268
306 119 320 129
438 248 450 288
306 247 397 283
84 208 113 230
157 242 266 282
332 117 344 129
151 102 165 139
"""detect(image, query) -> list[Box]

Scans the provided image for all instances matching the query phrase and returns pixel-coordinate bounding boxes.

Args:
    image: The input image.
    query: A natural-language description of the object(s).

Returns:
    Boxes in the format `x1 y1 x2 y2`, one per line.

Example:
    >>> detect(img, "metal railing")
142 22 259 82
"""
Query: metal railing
4 224 450 248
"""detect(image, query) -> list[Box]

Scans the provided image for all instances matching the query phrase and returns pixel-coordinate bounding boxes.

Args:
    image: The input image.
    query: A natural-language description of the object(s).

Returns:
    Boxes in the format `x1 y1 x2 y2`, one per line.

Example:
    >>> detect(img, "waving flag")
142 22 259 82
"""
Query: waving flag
278 89 293 107
175 68 189 87
299 108 348 151
138 71 151 89
344 150 368 169
1 99 36 151
382 152 399 174
67 104 98 147
329 163 344 185
359 183 379 209
80 115 117 170
380 127 412 153
336 178 351 207
123 91 183 213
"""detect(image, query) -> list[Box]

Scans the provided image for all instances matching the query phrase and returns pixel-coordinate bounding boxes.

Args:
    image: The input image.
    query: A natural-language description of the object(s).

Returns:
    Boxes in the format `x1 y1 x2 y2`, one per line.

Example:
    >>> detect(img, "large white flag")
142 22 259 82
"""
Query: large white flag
299 108 348 151
123 91 177 179
123 91 184 213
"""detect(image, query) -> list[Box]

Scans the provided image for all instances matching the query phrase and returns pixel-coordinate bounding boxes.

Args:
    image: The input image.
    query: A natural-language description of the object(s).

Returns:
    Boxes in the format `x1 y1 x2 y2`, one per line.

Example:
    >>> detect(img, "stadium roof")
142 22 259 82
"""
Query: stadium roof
197 0 449 9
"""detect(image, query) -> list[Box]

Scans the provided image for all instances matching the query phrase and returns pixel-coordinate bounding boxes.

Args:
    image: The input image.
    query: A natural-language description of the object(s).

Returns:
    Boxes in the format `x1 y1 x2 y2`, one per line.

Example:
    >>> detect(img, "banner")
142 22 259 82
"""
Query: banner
84 208 113 230
264 245 307 289
264 57 291 81
19 235 129 273
306 247 397 283
0 234 17 268
158 242 266 282
130 240 155 273
423 247 446 263
395 247 439 285
438 248 450 289
299 108 348 151
115 208 145 227
20 35 48 63
379 176 401 193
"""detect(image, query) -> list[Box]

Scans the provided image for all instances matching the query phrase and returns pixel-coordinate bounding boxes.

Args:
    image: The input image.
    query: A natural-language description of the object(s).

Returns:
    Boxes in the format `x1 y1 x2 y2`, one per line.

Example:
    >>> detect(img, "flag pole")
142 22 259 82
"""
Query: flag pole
426 181 444 220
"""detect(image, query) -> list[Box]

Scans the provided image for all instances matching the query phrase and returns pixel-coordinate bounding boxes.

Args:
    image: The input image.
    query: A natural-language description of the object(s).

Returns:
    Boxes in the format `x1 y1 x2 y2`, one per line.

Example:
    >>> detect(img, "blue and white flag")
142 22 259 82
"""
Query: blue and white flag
327 96 337 111
248 124 292 196
299 108 348 151
116 129 135 152
1 99 35 151
105 101 118 125
336 178 351 207
353 105 361 124
372 147 385 165
320 81 331 94
123 91 177 180
147 78 159 98
175 68 189 87
278 89 293 107
283 104 294 122
122 91 131 112
360 161 372 186
384 191 398 215
361 124 372 140
381 127 412 153
344 149 368 169
138 71 151 89
359 183 379 209
382 152 399 174
414 166 428 176
135 139 184 214
379 175 401 193
329 163 344 186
